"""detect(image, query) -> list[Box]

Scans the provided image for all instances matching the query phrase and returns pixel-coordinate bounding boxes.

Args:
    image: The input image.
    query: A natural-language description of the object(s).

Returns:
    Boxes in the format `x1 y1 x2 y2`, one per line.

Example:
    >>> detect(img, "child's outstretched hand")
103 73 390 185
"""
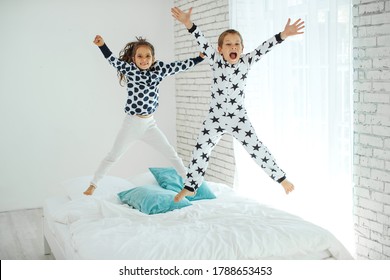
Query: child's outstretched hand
93 35 104 47
281 18 305 40
171 7 193 29
280 178 295 194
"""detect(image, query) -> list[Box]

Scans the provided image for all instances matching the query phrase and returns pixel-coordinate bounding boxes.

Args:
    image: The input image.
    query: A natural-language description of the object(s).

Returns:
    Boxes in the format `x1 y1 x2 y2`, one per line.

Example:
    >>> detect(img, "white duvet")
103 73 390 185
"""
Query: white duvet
52 182 352 260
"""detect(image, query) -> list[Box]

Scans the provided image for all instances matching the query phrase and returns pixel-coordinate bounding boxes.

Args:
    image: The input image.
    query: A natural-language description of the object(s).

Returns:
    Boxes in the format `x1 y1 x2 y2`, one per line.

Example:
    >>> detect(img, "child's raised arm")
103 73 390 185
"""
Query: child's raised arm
155 54 204 78
93 35 105 47
280 18 305 40
171 7 193 29
171 7 215 63
93 35 137 74
243 18 305 67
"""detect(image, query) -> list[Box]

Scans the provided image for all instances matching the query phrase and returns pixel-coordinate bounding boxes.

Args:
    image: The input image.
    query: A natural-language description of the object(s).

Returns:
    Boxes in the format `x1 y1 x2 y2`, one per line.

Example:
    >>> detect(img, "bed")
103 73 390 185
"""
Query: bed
43 169 353 260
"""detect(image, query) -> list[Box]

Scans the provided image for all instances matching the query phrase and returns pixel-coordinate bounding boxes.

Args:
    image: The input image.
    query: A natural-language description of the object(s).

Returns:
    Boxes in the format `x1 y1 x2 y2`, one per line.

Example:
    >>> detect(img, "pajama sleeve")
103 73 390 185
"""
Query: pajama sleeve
155 56 204 78
98 43 138 76
188 23 217 66
243 33 284 68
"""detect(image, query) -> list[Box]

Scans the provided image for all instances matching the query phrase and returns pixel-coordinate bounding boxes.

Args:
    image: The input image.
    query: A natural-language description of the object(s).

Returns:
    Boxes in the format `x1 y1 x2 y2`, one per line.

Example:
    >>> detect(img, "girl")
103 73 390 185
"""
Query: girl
84 35 203 195
171 7 304 202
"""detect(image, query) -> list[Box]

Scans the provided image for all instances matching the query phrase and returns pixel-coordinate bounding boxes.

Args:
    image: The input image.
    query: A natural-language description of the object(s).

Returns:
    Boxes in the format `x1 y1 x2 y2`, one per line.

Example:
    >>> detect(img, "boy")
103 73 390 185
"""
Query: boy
171 7 304 202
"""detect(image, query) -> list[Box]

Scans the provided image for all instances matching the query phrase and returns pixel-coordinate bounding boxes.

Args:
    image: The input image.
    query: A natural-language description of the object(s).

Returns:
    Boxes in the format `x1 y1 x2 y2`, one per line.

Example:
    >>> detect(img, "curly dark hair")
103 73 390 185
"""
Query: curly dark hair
117 37 155 85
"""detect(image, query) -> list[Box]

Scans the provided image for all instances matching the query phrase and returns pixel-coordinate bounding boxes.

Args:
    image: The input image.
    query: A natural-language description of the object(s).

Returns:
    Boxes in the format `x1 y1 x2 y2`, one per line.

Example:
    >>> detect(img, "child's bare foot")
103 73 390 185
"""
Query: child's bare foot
83 184 96 196
174 188 195 203
281 179 294 194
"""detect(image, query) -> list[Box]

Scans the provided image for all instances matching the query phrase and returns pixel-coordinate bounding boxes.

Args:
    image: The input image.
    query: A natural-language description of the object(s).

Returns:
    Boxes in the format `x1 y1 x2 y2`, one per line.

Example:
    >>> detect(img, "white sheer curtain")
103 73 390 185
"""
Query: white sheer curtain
231 0 353 252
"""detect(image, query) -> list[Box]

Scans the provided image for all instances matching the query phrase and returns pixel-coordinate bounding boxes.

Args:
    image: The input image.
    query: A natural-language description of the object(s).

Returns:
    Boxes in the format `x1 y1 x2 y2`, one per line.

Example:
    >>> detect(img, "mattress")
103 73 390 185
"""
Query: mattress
43 174 353 260
43 196 80 259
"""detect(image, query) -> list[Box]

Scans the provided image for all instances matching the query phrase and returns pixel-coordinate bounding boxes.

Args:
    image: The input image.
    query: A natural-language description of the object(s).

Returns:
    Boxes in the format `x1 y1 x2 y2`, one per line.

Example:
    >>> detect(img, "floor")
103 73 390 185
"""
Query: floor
0 208 54 260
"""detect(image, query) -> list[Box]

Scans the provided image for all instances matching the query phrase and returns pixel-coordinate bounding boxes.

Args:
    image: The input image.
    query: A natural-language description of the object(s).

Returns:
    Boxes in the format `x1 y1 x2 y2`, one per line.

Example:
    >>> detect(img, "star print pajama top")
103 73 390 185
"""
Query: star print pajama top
183 24 287 192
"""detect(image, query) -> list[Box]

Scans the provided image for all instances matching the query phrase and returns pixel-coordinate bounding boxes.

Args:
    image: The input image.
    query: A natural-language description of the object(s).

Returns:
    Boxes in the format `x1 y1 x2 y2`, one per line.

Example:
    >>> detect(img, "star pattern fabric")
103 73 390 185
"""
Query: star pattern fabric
183 24 287 192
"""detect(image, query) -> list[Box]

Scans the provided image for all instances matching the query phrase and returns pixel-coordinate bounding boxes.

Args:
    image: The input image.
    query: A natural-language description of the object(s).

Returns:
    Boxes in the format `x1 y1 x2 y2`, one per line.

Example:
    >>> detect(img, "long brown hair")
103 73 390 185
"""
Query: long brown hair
117 37 155 86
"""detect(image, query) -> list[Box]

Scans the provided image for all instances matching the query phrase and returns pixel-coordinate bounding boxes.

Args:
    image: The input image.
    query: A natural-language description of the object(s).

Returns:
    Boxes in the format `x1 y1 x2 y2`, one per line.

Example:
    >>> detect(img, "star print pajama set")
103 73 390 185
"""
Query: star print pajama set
91 43 203 188
183 24 287 193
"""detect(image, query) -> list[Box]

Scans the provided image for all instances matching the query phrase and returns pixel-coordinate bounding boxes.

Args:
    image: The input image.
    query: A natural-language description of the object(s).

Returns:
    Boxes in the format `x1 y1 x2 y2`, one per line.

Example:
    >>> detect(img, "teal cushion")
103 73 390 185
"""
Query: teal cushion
117 185 191 215
149 167 216 201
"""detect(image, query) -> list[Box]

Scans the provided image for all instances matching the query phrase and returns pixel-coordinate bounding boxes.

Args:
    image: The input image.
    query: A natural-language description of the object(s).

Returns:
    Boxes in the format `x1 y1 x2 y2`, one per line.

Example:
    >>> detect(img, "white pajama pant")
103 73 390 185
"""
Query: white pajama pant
183 111 286 192
91 115 186 187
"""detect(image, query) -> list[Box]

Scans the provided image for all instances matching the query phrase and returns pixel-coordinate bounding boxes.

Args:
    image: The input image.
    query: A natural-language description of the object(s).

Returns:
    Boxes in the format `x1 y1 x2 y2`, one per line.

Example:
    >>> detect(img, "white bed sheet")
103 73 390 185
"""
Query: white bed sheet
43 196 82 259
44 180 353 260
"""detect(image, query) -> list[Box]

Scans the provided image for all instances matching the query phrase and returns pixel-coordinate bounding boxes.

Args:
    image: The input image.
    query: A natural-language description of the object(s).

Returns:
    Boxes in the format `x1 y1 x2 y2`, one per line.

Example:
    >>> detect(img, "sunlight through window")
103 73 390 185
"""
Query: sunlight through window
230 0 354 254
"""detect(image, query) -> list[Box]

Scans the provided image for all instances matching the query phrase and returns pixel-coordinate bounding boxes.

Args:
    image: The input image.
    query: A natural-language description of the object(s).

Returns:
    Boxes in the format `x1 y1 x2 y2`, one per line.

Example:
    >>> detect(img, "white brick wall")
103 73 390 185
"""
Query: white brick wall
353 0 390 259
173 0 235 186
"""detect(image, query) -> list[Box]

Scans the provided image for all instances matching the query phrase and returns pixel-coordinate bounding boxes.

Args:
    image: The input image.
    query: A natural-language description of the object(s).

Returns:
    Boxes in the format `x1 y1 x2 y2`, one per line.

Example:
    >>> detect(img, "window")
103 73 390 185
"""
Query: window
231 0 353 252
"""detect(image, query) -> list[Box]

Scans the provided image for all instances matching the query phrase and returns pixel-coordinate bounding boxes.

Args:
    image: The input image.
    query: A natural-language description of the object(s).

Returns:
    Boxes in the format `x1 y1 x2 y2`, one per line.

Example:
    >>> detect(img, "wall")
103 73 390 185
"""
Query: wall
0 0 176 211
353 0 390 259
173 0 236 186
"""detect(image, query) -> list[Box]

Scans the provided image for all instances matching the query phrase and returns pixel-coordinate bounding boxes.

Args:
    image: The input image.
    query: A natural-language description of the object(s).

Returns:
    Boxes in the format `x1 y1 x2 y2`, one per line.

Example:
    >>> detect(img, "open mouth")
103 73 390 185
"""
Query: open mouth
229 52 237 60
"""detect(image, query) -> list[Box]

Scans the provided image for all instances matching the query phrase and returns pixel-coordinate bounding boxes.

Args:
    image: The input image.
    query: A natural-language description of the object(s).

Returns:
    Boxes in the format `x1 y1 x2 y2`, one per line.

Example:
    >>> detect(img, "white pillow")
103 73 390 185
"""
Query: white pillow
127 171 158 186
61 175 135 203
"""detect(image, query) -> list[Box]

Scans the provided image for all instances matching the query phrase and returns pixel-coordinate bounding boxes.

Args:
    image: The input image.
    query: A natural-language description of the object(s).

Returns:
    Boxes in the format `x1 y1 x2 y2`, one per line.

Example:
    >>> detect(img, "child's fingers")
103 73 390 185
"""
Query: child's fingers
292 18 302 25
171 7 182 16
171 8 180 18
296 20 305 27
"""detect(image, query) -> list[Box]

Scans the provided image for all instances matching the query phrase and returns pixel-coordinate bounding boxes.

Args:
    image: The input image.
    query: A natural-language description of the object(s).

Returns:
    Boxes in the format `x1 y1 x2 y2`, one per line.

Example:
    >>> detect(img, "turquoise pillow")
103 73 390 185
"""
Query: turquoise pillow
149 167 216 201
117 185 191 215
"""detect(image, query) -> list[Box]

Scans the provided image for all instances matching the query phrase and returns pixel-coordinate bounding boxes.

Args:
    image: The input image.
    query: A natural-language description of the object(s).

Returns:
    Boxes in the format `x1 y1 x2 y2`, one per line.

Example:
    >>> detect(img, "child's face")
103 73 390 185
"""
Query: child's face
218 33 243 64
133 46 154 70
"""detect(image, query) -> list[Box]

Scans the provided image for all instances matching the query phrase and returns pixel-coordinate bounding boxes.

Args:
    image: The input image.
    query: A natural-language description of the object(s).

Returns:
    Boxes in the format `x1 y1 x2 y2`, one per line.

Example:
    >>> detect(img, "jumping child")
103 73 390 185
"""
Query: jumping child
171 7 304 202
84 35 203 195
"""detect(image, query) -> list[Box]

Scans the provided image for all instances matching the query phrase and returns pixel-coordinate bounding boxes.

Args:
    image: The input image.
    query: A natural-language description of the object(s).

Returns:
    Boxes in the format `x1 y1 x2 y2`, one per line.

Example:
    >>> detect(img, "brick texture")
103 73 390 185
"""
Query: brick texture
353 0 390 260
173 0 235 186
